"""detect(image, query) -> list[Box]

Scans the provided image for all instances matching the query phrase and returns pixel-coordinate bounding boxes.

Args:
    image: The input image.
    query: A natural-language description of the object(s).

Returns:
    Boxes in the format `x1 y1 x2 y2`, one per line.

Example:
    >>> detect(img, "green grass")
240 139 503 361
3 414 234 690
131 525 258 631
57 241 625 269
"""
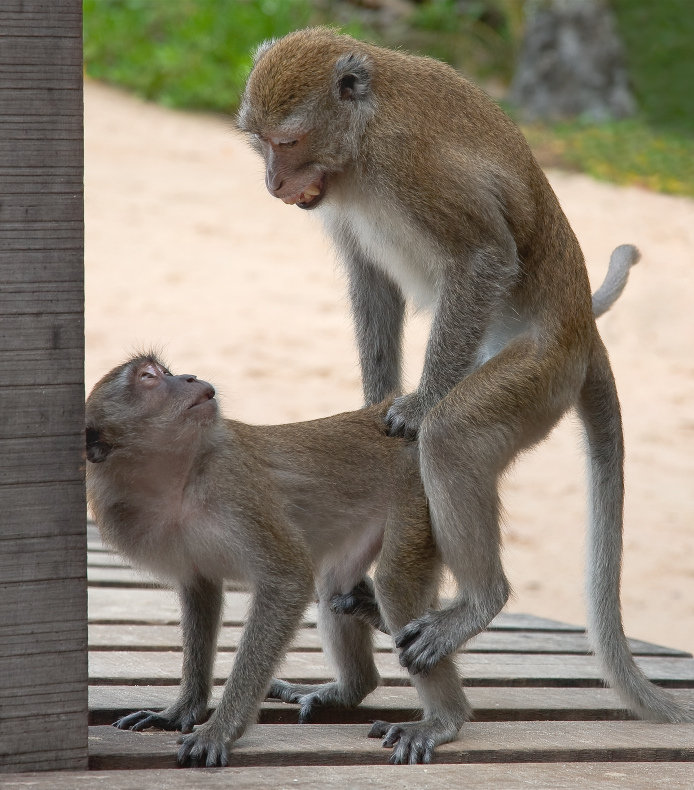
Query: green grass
83 0 313 112
613 0 694 134
520 119 694 198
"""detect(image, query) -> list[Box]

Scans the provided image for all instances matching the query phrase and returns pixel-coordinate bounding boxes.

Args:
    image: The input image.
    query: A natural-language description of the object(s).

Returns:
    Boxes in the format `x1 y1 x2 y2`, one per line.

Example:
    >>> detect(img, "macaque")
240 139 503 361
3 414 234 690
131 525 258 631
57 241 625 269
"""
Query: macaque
86 354 461 766
238 25 691 734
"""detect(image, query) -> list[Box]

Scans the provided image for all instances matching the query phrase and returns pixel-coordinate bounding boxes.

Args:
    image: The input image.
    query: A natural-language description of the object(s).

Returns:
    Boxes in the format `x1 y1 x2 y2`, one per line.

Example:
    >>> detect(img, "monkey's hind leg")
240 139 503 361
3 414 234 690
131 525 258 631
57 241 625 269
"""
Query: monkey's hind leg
268 589 379 723
396 339 577 676
369 492 470 764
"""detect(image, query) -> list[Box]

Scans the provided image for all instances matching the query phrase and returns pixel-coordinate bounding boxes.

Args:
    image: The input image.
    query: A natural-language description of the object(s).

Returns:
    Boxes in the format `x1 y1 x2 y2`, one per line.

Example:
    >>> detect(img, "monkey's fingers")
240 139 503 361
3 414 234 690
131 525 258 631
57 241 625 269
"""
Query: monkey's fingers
113 710 172 731
395 614 458 675
367 720 395 739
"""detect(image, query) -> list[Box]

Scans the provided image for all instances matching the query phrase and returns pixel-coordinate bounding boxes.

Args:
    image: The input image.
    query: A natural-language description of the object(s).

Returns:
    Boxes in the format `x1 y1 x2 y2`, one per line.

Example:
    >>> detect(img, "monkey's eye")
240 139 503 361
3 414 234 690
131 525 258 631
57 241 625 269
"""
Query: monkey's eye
279 140 298 148
140 371 156 380
163 370 172 376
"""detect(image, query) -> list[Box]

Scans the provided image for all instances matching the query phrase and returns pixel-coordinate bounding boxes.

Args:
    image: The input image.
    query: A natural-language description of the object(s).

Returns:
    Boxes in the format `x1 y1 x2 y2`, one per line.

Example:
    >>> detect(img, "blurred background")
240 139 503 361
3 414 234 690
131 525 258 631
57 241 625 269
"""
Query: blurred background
82 1 694 652
83 0 693 195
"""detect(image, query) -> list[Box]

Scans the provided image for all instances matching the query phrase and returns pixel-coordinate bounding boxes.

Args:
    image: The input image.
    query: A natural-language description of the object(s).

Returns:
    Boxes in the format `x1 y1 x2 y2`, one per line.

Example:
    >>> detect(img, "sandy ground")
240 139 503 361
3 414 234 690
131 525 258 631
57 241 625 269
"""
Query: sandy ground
85 80 694 654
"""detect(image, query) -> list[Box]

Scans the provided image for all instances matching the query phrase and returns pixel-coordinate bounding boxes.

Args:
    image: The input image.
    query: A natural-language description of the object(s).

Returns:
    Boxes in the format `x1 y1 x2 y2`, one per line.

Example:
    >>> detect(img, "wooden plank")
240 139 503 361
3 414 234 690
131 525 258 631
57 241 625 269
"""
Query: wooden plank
85 722 694 768
0 0 86 772
88 588 319 626
87 650 694 688
86 622 689 657
87 588 578 631
3 764 694 790
87 685 694 726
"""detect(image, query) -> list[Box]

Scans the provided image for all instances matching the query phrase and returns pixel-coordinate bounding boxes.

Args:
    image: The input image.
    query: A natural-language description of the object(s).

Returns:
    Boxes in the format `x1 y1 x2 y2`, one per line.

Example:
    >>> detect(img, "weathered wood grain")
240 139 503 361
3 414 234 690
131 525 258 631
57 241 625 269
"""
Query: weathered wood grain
87 650 694 688
87 622 689 657
0 0 86 772
3 763 694 790
87 684 694 726
85 722 694 769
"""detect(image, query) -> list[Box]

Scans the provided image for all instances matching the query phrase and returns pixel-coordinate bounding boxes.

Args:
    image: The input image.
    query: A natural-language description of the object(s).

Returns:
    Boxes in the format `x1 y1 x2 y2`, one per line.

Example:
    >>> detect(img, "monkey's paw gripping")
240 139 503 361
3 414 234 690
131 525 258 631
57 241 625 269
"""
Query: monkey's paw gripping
268 679 359 723
384 393 429 440
177 722 237 768
395 610 459 675
330 579 388 633
369 719 455 764
113 707 200 734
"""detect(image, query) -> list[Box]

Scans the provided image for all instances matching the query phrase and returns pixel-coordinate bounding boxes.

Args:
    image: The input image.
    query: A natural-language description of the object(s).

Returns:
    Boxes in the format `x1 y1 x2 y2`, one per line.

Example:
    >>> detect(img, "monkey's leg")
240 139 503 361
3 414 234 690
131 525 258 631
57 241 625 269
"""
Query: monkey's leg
115 575 223 733
370 500 470 765
268 582 380 722
177 571 313 767
397 338 579 674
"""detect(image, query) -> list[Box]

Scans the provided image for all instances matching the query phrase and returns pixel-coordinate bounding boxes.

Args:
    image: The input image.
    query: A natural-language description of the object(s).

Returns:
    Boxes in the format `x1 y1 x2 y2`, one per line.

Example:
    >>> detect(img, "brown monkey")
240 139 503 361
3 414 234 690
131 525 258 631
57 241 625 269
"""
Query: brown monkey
238 25 692 748
86 354 460 766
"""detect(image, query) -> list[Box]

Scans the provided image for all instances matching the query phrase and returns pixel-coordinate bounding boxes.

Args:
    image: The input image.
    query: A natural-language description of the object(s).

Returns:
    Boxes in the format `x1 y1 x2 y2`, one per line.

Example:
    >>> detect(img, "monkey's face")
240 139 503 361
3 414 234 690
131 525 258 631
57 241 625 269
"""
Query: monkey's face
251 133 327 210
238 29 375 211
85 356 217 464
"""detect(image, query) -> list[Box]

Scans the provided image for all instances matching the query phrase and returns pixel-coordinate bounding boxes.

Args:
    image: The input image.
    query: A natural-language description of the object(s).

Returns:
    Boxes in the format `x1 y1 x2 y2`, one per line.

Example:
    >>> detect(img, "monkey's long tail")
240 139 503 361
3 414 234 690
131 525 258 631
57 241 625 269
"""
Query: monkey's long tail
591 244 640 319
580 340 694 723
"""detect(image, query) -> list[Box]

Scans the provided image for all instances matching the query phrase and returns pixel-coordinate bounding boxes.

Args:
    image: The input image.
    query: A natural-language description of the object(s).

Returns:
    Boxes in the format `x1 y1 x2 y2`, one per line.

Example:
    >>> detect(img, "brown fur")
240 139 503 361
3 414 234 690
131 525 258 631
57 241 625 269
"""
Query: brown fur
86 354 466 767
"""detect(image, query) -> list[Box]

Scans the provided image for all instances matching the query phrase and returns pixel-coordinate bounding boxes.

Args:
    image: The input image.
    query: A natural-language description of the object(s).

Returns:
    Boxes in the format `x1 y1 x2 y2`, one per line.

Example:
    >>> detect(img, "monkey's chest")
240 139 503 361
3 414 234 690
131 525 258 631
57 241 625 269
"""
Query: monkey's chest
326 203 438 310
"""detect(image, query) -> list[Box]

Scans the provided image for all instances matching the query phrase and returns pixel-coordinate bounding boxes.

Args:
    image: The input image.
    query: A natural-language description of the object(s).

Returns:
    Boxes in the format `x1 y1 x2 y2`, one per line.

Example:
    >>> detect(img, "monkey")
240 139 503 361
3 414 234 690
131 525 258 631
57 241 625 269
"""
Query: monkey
85 353 460 766
237 25 692 745
85 265 634 767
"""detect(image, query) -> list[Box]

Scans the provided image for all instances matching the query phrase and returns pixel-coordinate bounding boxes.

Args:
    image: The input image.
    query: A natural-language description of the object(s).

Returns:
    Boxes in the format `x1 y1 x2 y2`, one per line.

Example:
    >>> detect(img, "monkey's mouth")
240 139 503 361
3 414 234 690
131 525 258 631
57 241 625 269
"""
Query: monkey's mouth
282 173 326 210
189 387 216 409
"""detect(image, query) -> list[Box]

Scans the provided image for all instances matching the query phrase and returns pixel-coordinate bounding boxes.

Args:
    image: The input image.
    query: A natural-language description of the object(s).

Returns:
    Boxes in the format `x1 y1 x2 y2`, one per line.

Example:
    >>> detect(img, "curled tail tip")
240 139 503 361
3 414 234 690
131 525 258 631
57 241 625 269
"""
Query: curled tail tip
612 243 641 267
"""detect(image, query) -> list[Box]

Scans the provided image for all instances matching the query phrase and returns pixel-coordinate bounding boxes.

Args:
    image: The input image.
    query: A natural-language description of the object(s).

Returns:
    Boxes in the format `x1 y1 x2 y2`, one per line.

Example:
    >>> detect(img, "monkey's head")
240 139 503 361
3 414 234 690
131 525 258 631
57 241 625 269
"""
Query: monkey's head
85 354 217 464
238 28 375 210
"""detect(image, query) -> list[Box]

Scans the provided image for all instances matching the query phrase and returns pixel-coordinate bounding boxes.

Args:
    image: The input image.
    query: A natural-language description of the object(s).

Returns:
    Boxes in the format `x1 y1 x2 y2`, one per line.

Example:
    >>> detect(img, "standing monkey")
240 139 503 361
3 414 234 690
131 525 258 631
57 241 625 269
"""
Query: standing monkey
238 26 692 734
86 354 464 766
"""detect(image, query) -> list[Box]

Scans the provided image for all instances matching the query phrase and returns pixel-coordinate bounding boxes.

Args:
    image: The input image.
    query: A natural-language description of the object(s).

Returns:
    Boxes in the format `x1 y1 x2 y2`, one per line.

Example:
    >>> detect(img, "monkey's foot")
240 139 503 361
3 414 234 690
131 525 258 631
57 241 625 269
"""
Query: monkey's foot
268 679 370 723
177 721 239 767
384 393 429 440
395 610 462 675
368 718 459 764
113 706 203 734
330 578 389 633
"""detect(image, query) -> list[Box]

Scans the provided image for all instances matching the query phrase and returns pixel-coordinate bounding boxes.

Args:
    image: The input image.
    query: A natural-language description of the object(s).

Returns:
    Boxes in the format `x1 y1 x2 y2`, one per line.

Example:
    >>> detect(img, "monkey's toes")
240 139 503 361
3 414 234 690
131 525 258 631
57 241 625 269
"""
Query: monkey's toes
177 731 230 768
368 720 394 739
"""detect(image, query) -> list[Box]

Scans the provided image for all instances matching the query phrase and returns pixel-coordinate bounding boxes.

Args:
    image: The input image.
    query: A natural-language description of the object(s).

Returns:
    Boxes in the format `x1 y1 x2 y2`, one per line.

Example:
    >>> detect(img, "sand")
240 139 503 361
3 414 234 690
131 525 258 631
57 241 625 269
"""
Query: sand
85 79 694 654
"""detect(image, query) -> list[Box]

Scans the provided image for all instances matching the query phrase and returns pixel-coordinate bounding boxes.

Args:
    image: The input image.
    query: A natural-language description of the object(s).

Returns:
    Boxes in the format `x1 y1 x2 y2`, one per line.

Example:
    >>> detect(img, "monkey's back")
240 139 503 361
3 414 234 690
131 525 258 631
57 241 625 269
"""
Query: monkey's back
226 404 425 564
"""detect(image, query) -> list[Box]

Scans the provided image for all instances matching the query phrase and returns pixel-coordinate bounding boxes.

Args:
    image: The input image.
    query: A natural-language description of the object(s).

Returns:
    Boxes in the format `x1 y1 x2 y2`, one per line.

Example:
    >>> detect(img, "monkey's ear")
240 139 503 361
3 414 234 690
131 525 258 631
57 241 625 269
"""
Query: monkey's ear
86 426 113 464
334 53 372 102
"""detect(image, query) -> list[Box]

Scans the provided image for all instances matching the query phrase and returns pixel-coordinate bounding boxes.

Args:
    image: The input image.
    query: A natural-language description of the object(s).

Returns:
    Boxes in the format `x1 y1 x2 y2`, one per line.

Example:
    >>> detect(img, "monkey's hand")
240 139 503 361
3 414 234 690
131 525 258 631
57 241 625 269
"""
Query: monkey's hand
113 702 206 734
394 610 460 675
177 720 241 768
330 578 390 634
384 392 430 440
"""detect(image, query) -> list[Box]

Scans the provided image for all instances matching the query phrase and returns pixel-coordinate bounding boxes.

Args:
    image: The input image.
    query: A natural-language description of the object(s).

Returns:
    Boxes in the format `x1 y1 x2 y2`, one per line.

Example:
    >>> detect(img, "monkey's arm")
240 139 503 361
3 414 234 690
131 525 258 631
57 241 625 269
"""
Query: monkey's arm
114 575 223 733
387 243 516 438
346 249 406 405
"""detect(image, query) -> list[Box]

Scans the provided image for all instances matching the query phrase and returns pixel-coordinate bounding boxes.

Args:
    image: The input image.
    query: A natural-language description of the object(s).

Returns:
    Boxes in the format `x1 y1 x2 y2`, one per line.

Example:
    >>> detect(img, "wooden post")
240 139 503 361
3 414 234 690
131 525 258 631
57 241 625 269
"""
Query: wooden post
0 0 87 772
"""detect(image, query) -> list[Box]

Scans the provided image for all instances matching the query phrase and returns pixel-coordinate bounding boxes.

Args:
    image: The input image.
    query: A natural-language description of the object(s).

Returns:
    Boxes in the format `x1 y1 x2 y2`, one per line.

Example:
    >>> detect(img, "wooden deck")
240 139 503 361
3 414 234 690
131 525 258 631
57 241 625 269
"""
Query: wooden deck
6 522 694 788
